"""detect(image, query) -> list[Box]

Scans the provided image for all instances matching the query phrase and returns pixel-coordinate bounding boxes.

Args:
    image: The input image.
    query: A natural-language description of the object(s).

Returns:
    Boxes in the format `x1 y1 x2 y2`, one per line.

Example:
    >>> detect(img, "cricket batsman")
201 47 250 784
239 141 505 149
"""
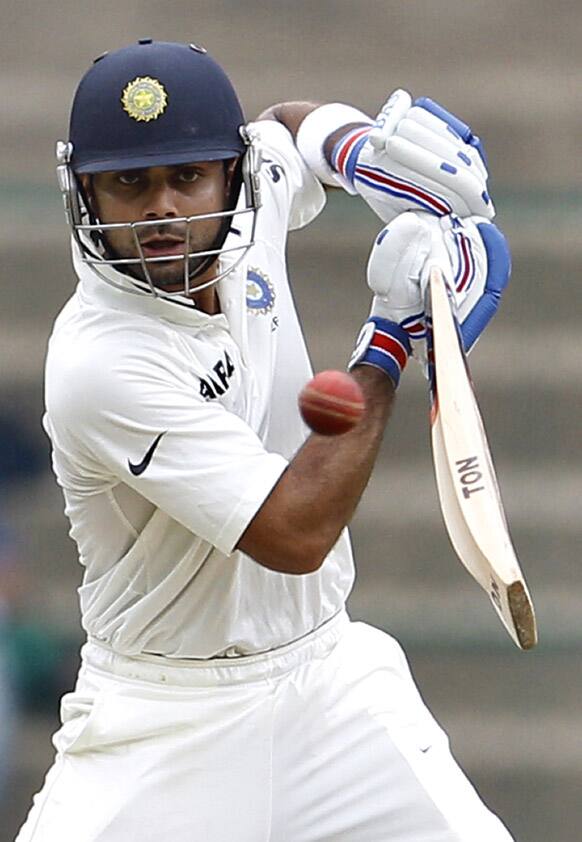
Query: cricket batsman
16 40 513 841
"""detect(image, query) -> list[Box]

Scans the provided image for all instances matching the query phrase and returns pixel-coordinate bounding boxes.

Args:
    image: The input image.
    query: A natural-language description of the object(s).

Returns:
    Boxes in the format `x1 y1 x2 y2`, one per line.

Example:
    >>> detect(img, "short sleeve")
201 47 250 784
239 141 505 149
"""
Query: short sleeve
46 340 288 556
248 120 327 231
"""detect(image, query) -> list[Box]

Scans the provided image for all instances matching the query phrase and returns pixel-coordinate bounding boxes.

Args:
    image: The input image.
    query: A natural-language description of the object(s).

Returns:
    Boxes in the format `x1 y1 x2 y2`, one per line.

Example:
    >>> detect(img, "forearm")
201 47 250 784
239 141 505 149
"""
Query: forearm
237 366 395 574
256 101 322 138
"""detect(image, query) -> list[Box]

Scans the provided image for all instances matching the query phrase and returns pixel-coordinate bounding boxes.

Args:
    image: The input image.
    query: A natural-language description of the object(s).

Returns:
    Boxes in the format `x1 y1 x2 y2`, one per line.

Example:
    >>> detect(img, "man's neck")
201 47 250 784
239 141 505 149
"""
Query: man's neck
191 285 220 315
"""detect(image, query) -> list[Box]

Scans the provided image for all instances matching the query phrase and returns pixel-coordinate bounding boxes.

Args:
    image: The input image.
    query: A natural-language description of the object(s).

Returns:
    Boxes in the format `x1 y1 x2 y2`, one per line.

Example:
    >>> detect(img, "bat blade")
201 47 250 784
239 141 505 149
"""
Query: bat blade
428 266 537 650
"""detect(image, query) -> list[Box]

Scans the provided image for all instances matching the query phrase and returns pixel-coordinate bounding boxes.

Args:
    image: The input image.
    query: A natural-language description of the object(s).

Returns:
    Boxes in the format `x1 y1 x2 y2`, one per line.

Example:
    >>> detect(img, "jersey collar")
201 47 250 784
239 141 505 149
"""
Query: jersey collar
72 239 231 330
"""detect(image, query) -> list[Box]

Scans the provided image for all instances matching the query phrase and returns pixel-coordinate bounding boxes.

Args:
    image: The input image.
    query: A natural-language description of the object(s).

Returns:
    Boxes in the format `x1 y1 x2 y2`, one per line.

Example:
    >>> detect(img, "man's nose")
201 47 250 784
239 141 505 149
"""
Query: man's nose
143 183 180 219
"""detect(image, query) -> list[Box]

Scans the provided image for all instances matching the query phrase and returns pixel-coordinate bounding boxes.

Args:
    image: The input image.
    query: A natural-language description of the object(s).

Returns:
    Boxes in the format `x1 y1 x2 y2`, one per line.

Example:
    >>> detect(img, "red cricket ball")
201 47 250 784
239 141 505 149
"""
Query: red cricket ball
298 370 366 436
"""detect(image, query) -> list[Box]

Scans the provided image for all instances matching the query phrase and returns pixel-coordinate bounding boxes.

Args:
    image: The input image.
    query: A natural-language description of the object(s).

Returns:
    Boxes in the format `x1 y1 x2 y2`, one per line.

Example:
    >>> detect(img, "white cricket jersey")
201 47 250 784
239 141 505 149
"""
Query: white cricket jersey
44 120 356 659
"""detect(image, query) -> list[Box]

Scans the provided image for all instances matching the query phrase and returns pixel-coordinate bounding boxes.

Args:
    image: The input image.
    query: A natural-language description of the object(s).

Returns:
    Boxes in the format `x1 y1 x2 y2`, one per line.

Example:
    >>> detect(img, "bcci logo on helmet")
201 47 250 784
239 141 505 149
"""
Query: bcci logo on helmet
122 76 168 122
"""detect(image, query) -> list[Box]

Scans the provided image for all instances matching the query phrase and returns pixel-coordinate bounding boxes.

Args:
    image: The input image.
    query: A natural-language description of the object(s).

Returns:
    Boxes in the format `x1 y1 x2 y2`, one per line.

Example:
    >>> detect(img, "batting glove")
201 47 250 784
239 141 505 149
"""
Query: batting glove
350 211 511 382
332 90 494 224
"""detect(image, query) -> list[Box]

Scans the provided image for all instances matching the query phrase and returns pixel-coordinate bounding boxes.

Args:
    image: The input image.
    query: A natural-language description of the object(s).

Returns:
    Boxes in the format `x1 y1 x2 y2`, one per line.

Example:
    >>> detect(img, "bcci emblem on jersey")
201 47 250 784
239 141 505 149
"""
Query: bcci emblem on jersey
246 268 275 315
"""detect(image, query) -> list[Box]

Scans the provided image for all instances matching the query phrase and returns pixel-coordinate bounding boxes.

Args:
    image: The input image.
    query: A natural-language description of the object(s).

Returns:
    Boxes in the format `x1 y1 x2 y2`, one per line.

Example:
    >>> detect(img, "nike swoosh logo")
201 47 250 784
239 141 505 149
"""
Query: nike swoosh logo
128 431 167 476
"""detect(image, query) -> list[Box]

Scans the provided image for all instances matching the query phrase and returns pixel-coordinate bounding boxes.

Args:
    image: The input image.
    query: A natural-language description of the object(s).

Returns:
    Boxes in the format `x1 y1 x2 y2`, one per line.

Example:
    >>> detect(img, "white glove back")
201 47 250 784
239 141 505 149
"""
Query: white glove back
333 90 495 224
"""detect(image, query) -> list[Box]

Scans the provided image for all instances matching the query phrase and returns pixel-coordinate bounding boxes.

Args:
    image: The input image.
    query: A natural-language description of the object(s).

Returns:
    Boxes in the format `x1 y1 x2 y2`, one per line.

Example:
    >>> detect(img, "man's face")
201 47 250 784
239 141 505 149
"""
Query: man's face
82 160 236 291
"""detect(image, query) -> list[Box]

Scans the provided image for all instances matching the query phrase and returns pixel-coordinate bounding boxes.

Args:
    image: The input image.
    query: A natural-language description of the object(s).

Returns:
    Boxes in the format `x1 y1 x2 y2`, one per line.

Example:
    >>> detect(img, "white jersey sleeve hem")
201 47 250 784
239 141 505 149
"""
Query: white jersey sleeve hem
213 454 287 556
247 119 327 231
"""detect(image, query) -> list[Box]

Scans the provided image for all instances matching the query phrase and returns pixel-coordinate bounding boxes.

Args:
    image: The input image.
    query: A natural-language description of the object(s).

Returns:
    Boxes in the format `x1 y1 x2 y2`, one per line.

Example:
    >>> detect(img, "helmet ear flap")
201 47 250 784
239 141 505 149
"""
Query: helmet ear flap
77 176 106 253
240 133 262 215
56 142 108 261
56 141 83 228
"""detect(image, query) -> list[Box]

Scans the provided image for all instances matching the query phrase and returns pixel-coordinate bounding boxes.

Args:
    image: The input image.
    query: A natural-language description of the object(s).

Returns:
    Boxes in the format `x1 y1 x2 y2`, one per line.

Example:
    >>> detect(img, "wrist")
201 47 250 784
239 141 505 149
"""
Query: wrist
330 126 372 186
295 103 373 193
348 317 411 390
350 363 397 409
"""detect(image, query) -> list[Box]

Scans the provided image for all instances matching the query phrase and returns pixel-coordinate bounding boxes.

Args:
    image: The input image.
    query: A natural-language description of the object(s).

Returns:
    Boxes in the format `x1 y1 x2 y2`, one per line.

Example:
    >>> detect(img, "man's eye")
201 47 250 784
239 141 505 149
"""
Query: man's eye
178 169 199 183
118 173 141 186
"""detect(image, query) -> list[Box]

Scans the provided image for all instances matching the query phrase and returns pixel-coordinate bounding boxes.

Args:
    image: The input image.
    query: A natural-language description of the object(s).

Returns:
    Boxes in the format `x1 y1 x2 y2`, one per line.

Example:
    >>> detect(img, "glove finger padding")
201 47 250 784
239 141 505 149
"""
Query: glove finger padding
368 89 413 149
425 214 487 310
395 116 481 169
413 97 489 171
364 212 511 379
367 213 432 320
422 214 511 354
366 213 433 372
407 105 489 182
381 136 494 219
348 89 494 224
391 117 491 206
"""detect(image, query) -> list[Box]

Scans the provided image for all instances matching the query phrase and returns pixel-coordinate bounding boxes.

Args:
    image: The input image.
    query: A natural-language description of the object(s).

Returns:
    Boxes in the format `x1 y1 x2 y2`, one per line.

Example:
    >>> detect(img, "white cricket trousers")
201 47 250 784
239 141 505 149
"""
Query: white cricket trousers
16 612 514 842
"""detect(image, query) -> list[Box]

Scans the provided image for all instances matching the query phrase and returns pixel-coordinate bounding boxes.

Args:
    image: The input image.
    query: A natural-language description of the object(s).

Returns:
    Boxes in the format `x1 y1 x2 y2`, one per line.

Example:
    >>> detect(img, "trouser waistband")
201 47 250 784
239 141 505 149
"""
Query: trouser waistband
83 610 349 687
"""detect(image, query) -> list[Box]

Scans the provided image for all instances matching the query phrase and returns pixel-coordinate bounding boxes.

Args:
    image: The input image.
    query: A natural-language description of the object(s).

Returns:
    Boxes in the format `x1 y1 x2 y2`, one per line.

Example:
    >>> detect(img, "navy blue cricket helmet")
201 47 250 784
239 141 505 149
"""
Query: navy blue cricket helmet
69 39 246 173
56 40 261 299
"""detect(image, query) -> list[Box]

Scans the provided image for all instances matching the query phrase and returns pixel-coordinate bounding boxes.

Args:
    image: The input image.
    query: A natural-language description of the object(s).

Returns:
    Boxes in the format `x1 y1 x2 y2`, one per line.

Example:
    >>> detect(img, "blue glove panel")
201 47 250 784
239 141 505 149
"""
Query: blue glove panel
460 222 511 352
414 97 488 167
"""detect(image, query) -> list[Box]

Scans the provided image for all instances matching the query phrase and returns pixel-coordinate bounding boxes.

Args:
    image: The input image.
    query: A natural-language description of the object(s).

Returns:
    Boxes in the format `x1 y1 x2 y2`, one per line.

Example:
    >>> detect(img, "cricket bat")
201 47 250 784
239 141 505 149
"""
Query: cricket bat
427 265 537 650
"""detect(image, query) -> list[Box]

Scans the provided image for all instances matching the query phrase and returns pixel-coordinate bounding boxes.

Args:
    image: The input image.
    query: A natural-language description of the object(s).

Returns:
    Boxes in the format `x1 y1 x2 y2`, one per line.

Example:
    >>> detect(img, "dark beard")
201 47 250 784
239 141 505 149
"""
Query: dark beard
100 217 233 290
118 253 210 288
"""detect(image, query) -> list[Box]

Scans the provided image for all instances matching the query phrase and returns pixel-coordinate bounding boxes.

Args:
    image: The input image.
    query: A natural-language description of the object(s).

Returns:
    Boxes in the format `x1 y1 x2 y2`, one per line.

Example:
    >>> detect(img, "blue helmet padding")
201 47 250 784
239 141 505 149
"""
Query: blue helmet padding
69 41 246 173
460 222 511 351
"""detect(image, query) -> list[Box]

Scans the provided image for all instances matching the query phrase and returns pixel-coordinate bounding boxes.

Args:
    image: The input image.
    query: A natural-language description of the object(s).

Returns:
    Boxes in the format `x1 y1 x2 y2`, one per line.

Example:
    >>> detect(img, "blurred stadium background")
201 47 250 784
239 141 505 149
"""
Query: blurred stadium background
1 1 581 839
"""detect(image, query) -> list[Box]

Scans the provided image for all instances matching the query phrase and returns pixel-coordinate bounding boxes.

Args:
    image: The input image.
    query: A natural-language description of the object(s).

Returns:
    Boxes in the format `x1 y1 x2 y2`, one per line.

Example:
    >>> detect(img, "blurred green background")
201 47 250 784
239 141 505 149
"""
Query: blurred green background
1 2 581 840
